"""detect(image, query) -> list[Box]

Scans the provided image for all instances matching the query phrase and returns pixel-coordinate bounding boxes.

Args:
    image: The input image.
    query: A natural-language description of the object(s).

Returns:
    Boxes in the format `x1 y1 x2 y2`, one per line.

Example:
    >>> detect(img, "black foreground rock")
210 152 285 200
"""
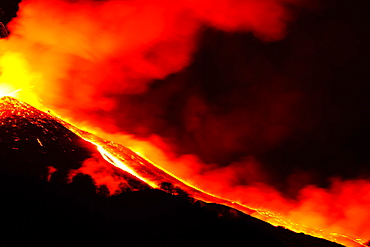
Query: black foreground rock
0 96 344 247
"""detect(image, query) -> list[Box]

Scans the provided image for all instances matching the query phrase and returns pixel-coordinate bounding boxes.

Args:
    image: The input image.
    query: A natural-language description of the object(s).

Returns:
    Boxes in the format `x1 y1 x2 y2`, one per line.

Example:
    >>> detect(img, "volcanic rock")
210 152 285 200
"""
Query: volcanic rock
0 96 148 189
0 96 345 247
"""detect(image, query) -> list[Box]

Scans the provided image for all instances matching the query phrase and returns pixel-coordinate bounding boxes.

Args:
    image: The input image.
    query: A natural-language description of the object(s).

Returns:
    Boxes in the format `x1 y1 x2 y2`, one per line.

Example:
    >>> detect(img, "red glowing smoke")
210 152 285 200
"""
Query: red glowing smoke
69 154 128 194
4 0 298 117
1 0 369 245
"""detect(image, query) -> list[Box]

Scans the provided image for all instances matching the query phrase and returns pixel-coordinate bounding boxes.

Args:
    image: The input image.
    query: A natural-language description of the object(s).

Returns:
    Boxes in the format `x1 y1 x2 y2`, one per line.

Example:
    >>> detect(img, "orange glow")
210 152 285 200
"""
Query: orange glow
0 52 41 106
69 123 367 247
4 94 366 246
85 139 158 189
0 0 369 247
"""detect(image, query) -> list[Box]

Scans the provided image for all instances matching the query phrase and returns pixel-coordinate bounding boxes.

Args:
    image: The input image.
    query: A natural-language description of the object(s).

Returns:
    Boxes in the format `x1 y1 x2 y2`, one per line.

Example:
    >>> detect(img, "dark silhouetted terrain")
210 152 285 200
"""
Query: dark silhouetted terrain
0 96 345 247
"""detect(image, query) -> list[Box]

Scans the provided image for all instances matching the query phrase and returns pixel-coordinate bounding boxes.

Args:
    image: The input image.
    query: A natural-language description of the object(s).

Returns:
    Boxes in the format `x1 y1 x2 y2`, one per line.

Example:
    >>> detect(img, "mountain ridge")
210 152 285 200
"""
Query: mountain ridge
0 96 346 247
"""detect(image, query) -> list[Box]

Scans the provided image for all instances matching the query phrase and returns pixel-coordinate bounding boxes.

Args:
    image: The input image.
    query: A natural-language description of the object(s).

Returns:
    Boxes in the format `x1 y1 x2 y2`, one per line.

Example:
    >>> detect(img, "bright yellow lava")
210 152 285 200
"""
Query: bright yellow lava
0 52 42 106
78 130 367 247
84 138 158 189
0 93 366 247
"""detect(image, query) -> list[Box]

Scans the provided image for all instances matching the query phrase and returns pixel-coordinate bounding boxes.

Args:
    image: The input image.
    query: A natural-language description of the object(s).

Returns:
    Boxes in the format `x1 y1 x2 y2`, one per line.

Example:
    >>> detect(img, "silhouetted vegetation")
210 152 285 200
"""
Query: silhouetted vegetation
0 158 347 243
159 182 194 203
0 172 345 247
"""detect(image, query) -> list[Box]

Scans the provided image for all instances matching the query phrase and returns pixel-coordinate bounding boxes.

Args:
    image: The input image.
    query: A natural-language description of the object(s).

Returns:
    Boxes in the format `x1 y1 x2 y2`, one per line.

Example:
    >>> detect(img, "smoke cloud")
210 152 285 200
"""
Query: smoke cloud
2 0 298 113
1 0 370 245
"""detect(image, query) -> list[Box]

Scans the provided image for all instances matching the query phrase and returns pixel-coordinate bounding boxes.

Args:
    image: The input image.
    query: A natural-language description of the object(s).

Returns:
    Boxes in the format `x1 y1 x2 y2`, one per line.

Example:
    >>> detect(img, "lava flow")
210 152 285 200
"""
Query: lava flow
60 115 370 247
1 0 369 246
0 95 365 247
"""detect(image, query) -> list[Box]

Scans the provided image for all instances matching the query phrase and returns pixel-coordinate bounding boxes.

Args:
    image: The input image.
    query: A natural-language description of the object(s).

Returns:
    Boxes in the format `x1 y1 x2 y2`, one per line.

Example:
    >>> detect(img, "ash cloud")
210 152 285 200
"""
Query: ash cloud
2 0 370 243
2 0 311 178
3 0 299 112
112 13 367 189
75 0 370 240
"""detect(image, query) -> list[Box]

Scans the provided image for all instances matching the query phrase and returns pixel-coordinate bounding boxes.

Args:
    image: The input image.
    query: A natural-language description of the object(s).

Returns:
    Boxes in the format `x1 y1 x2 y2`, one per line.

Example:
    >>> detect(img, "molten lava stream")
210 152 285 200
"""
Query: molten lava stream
0 94 365 247
63 121 366 247
83 138 158 189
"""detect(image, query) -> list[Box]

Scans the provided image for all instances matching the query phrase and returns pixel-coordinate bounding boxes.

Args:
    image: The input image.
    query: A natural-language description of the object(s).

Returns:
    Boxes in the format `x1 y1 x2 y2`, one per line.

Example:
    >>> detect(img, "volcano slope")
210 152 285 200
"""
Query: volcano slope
0 96 344 247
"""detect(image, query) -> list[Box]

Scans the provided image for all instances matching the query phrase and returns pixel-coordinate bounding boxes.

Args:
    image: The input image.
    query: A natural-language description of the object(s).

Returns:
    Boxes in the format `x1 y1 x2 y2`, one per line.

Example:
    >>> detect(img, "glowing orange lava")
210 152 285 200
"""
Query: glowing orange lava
1 1 370 246
4 92 364 246
59 109 366 247
0 91 367 247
